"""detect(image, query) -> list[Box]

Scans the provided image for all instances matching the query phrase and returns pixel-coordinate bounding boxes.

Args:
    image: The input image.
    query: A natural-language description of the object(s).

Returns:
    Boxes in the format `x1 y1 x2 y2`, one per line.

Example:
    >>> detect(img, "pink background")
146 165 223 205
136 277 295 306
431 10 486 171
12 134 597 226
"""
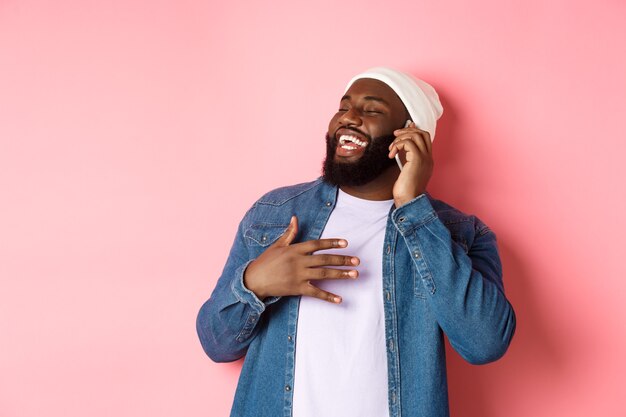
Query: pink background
1 1 625 416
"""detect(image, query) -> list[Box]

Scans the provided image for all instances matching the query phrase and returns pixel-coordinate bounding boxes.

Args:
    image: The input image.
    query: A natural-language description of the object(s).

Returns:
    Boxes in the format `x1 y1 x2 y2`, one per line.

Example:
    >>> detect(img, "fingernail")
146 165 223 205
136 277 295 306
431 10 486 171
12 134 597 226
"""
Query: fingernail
351 257 359 265
338 240 347 247
348 270 358 278
333 296 341 303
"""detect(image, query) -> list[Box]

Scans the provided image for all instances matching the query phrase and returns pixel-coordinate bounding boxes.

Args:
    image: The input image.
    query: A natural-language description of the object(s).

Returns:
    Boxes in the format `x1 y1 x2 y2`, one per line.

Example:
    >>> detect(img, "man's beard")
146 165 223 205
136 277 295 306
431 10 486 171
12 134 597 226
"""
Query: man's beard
322 131 397 187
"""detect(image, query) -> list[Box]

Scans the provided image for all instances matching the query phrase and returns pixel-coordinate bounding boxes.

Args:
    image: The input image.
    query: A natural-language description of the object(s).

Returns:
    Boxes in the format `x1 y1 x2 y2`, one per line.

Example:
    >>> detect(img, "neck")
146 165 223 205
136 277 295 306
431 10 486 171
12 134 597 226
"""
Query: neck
339 166 400 201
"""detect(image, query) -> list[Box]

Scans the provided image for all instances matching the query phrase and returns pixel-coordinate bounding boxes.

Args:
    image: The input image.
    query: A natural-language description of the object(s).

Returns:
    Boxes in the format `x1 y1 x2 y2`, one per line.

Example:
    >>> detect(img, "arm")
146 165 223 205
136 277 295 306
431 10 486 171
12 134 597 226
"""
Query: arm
196 208 281 363
196 212 359 362
392 194 516 364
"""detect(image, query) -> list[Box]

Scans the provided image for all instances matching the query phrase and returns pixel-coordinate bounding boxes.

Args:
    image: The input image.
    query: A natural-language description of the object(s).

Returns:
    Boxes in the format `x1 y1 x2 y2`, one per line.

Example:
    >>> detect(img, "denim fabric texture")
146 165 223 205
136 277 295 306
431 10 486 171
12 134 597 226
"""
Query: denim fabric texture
196 177 516 417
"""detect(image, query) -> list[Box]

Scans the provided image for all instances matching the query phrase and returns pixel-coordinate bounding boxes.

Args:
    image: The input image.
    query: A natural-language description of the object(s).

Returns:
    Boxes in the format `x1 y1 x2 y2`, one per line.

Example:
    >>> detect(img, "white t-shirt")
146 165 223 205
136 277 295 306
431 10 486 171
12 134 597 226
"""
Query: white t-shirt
292 188 394 417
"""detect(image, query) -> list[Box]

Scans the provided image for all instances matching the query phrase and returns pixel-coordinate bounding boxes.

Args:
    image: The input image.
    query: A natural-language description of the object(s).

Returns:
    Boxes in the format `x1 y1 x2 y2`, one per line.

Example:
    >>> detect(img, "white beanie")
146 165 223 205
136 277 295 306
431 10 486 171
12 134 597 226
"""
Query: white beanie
345 67 444 141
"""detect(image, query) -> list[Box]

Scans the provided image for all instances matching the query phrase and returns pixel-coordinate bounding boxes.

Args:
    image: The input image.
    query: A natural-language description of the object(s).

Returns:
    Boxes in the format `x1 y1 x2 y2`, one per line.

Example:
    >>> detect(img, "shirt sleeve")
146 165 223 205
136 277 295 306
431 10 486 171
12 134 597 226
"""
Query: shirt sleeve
196 207 281 363
391 194 517 365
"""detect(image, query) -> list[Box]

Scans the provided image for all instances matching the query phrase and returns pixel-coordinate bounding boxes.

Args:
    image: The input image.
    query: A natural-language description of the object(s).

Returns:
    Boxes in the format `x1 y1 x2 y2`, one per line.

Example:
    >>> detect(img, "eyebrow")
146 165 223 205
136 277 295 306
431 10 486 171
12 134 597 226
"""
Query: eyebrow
340 95 391 106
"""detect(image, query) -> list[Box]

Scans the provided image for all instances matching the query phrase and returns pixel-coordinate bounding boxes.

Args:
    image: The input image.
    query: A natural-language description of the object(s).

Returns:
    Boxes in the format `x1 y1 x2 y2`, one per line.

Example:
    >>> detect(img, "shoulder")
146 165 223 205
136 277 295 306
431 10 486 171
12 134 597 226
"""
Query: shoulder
253 177 332 207
425 192 495 242
238 178 335 245
238 177 334 228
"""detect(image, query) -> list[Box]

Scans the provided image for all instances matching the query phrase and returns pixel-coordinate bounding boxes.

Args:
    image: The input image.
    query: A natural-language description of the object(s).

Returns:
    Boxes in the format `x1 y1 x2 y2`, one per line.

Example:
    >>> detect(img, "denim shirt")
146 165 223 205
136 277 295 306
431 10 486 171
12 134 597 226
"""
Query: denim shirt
197 177 516 417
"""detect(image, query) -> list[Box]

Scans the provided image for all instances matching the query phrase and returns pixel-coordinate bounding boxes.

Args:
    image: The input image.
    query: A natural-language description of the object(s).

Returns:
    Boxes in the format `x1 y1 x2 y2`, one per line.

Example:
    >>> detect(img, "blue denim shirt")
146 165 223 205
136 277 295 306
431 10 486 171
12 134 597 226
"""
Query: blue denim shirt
197 178 516 417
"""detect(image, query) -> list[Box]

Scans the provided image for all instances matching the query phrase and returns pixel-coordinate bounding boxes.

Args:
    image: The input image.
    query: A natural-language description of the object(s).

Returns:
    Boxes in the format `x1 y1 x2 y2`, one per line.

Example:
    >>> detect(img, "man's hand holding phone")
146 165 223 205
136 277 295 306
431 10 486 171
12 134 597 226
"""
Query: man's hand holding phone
388 120 434 208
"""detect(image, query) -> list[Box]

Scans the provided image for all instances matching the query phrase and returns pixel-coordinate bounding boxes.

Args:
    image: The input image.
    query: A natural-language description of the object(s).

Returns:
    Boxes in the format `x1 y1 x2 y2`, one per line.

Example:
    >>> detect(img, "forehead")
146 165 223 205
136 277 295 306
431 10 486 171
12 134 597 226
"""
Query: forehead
343 78 405 110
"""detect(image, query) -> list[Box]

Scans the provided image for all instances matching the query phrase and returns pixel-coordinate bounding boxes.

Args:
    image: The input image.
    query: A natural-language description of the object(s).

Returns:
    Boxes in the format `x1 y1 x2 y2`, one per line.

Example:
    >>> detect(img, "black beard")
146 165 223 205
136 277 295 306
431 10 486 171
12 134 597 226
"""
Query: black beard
322 132 397 187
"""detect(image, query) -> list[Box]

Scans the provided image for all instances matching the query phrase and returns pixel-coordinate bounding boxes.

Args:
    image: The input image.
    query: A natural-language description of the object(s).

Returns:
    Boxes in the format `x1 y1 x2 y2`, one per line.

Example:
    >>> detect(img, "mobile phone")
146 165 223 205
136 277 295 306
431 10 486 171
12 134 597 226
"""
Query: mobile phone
395 119 413 170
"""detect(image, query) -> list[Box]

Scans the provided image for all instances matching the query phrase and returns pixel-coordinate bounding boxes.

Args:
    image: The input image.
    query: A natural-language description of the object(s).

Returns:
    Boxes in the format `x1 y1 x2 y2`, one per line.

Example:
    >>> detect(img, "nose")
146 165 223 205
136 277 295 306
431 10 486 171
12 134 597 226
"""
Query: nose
337 108 362 127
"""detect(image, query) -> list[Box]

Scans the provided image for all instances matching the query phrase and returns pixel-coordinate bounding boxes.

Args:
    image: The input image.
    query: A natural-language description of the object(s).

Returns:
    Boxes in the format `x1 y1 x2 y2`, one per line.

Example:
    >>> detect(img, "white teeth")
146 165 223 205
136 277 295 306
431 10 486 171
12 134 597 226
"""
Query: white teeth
341 145 358 150
338 135 367 147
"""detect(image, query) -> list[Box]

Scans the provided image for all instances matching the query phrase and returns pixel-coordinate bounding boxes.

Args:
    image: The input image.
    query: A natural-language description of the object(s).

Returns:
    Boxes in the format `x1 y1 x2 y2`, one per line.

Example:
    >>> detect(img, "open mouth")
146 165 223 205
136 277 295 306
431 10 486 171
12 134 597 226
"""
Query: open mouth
334 129 369 157
338 134 368 150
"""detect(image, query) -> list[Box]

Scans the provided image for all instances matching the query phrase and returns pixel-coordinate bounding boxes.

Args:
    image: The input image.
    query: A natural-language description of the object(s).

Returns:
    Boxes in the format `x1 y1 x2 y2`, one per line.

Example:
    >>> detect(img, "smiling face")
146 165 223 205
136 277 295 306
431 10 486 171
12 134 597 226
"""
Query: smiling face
322 78 409 186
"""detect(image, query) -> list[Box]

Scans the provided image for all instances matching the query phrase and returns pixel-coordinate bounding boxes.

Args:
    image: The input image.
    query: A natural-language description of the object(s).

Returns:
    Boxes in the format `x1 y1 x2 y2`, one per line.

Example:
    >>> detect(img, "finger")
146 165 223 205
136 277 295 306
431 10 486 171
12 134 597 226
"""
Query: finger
393 123 428 136
302 282 342 304
276 215 298 247
293 238 348 254
307 267 359 280
391 123 430 140
406 132 430 155
405 122 433 153
390 134 428 157
420 127 433 153
305 253 360 267
390 131 429 151
388 138 418 159
389 133 417 150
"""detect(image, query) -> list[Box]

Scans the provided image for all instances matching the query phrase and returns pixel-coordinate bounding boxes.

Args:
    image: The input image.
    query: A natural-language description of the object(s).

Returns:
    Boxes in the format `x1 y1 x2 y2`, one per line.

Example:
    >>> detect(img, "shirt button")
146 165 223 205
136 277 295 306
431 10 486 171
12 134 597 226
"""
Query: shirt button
287 335 292 341
399 216 406 222
285 385 291 391
389 339 395 351
261 236 267 242
326 202 332 206
386 244 390 254
414 251 421 259
386 291 391 301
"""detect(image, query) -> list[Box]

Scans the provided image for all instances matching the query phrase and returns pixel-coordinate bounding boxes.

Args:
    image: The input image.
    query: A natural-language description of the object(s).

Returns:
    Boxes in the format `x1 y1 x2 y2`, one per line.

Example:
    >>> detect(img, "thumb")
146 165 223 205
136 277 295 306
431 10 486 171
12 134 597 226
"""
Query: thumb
277 215 298 246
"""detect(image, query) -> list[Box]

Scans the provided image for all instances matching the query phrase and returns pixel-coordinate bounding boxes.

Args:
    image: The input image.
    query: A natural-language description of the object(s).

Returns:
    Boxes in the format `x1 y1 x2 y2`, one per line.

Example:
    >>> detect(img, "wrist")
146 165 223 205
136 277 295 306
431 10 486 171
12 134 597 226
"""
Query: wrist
395 190 425 208
243 266 268 300
394 197 409 208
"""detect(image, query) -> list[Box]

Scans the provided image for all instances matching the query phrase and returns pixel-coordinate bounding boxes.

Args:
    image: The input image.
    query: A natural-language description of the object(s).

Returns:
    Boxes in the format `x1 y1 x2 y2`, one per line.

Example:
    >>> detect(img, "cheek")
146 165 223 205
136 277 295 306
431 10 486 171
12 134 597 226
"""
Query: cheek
374 120 398 137
366 121 386 138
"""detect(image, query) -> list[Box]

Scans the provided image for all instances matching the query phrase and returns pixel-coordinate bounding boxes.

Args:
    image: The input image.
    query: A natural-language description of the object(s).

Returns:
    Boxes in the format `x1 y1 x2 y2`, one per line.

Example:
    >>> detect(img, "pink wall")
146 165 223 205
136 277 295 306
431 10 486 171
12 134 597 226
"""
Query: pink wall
1 1 625 416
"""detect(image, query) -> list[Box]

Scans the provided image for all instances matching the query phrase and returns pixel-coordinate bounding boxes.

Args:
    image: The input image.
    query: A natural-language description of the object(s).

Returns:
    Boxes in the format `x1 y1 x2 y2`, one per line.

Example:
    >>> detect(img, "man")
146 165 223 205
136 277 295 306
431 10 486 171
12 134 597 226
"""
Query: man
196 67 516 417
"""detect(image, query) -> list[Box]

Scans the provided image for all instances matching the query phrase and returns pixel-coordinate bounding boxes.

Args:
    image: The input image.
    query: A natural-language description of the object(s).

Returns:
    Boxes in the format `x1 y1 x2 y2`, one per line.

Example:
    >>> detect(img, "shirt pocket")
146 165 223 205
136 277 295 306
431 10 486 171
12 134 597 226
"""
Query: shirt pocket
244 223 290 248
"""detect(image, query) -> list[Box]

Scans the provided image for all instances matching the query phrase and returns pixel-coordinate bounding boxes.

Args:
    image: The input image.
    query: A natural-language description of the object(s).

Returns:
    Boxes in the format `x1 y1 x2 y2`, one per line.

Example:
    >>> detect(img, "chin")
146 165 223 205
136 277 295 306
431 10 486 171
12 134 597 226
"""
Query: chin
334 155 360 163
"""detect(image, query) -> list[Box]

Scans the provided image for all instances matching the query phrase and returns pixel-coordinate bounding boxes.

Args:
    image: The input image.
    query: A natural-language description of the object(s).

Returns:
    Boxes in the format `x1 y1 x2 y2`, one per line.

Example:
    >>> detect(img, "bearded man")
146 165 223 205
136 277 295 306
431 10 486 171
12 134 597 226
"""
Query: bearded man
196 67 516 417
